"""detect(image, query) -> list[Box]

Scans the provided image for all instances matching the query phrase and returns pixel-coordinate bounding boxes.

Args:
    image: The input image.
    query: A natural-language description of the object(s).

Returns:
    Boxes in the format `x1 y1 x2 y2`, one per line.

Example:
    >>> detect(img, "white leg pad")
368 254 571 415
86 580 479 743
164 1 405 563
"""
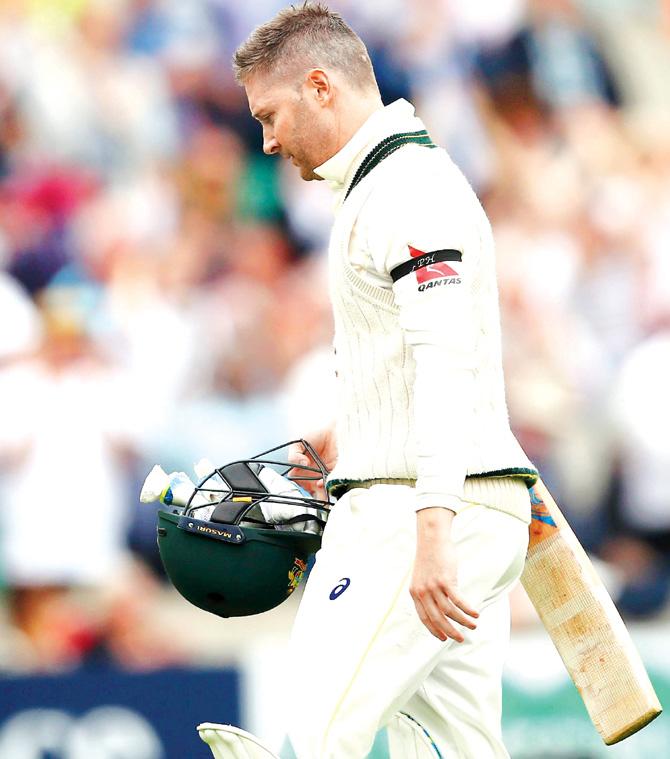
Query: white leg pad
387 712 444 759
197 724 280 759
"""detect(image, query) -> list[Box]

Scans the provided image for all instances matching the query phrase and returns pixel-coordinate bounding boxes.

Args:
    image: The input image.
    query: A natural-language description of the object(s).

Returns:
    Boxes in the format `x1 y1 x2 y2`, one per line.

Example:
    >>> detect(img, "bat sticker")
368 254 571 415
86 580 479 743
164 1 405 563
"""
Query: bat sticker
529 487 558 545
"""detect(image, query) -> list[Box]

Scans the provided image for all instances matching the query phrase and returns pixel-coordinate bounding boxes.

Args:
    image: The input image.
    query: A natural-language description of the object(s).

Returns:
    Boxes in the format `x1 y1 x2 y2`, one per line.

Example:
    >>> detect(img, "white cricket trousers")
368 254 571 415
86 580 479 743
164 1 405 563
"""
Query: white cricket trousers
286 480 530 759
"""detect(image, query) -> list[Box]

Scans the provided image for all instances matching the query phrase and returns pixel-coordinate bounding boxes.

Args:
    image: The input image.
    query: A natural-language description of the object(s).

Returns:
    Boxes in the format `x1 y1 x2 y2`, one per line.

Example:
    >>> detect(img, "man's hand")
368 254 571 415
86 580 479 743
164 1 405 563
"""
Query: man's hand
288 428 338 499
410 508 479 642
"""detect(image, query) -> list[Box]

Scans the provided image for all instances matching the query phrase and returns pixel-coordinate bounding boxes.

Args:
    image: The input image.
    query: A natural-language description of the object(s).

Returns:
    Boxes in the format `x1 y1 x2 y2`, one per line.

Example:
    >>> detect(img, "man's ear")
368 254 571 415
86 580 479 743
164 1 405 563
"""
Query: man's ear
306 69 331 105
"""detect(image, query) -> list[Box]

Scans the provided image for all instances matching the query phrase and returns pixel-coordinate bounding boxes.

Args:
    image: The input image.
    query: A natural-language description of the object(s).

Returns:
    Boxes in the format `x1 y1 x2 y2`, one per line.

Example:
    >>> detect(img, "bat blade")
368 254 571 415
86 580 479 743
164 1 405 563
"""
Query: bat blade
520 479 662 745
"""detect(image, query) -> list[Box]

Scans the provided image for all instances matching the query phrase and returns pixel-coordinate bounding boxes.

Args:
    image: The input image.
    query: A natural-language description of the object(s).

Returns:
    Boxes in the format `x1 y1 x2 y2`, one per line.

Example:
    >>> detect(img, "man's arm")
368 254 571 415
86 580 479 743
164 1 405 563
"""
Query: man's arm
372 162 481 641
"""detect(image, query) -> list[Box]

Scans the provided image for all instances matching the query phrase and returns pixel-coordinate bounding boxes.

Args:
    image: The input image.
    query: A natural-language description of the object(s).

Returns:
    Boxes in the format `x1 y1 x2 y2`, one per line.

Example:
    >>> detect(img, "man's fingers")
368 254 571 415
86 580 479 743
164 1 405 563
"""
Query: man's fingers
290 456 310 469
435 588 478 629
415 596 465 643
414 599 446 641
288 444 310 466
428 599 464 642
447 590 479 621
438 598 477 631
287 446 326 499
412 583 480 641
287 445 312 479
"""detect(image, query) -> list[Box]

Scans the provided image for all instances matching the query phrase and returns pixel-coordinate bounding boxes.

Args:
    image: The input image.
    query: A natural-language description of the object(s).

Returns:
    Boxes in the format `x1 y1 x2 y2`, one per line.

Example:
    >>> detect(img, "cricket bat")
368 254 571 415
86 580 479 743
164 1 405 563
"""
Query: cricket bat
521 479 662 745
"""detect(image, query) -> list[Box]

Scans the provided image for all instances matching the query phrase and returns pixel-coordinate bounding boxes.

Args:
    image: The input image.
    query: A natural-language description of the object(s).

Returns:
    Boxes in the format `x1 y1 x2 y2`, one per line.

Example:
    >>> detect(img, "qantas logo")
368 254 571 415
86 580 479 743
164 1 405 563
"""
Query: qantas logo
409 246 458 282
417 277 461 292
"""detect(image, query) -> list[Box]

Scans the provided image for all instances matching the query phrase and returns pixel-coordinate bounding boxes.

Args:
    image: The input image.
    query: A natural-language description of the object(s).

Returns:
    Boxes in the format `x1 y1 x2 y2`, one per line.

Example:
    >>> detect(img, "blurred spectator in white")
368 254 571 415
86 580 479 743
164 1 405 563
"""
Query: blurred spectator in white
72 169 196 448
0 283 141 669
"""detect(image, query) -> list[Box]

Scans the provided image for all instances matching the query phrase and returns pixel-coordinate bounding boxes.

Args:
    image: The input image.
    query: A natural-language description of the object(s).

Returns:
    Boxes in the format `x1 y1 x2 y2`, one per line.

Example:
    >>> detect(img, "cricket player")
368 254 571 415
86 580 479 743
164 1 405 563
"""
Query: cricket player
208 4 539 758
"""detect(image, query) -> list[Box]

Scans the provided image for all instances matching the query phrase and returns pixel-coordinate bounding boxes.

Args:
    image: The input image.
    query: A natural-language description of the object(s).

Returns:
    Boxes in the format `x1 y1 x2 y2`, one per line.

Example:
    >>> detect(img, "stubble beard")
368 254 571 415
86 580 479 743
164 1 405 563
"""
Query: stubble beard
291 136 318 181
291 103 326 182
298 164 320 181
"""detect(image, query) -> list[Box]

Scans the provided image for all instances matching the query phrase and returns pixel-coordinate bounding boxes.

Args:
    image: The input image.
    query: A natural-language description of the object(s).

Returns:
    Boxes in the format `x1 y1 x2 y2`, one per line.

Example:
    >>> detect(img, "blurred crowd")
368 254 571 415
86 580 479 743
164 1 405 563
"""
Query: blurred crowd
0 0 669 674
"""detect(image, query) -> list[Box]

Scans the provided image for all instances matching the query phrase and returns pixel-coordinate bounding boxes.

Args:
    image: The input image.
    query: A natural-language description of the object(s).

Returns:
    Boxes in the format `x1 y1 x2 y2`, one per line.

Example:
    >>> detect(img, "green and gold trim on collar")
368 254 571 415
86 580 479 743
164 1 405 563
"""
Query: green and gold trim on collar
344 129 436 202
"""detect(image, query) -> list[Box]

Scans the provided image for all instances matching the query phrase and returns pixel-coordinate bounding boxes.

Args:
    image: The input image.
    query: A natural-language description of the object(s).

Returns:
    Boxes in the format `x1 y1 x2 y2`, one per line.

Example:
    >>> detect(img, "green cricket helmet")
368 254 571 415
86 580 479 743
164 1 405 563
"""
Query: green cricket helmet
156 440 330 618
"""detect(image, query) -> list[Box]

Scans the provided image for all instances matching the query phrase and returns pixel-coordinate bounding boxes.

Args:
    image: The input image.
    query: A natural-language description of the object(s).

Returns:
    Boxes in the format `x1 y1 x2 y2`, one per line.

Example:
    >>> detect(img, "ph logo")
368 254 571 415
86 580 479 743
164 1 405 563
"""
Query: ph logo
329 578 351 600
409 245 460 283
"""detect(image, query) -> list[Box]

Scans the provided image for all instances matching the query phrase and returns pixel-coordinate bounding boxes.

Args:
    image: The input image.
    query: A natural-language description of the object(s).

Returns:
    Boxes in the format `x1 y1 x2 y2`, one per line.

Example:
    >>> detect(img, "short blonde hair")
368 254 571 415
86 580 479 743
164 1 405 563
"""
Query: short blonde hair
233 3 377 92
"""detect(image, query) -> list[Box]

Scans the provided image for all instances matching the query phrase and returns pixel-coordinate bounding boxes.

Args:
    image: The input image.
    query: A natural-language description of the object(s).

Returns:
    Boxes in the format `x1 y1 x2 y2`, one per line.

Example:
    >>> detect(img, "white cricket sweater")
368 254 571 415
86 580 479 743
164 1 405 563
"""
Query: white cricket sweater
315 100 537 521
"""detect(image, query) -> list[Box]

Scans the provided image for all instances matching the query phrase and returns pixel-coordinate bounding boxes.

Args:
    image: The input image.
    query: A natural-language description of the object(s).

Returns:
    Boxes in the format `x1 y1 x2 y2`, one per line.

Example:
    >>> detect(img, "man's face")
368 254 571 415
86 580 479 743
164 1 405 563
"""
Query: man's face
245 72 332 181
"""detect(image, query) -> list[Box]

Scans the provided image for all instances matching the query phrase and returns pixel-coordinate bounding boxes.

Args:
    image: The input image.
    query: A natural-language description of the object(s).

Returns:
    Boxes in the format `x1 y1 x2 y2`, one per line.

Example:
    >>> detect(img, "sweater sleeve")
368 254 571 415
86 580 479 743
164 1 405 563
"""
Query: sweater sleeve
372 170 480 513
